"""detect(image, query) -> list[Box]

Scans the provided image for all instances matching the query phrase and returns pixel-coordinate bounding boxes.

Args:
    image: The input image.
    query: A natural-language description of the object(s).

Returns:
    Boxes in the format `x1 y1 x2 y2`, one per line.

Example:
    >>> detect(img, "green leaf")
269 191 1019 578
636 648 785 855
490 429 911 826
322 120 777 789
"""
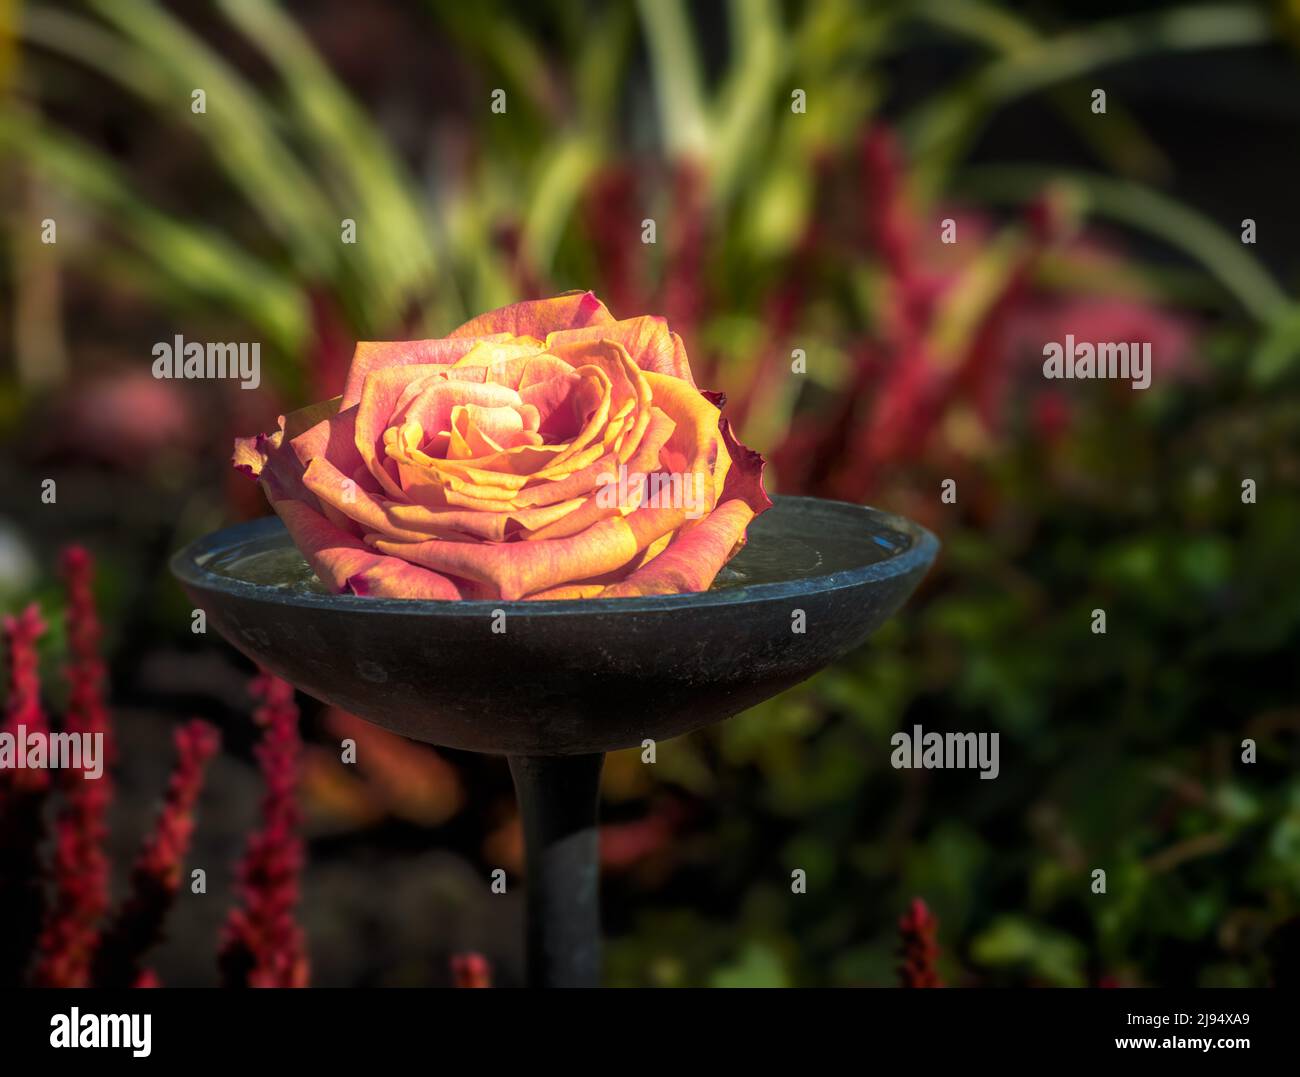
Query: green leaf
637 0 710 159
905 4 1273 195
216 0 438 327
709 941 790 988
0 112 306 352
960 166 1291 325
28 1 336 273
971 916 1087 986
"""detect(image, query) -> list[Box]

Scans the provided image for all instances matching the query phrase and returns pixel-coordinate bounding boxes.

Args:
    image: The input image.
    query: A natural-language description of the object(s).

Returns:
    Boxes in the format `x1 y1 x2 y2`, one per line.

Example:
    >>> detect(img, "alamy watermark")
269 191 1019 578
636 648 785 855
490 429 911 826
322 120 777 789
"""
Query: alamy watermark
152 334 260 389
1042 335 1151 390
596 465 707 519
890 724 999 780
0 726 104 779
50 1008 150 1057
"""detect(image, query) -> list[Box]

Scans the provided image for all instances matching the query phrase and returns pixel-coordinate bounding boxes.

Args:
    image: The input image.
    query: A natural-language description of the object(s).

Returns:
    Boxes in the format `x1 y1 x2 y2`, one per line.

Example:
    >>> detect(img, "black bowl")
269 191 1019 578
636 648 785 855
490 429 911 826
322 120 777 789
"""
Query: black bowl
171 496 938 755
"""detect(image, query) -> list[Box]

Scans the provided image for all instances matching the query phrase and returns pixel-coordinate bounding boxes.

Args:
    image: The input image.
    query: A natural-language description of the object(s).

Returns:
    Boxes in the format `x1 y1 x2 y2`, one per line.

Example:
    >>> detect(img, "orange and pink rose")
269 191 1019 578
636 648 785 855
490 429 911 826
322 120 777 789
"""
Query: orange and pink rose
233 292 770 600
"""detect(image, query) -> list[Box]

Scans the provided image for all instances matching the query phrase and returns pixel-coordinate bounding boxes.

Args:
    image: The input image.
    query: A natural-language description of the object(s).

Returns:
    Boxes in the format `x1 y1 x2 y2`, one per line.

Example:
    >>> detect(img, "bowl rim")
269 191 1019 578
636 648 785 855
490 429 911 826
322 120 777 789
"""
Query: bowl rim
170 494 939 618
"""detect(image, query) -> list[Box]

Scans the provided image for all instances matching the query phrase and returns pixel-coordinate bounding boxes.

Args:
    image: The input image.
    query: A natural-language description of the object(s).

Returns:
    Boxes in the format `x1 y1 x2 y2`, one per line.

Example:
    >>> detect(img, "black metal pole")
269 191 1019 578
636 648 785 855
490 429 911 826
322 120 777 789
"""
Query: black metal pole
507 752 605 988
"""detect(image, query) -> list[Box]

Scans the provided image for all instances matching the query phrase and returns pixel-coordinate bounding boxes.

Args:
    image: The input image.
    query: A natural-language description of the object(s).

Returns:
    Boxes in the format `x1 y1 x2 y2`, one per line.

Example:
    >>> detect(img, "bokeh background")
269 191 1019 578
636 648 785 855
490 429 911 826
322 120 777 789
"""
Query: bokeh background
2 0 1299 987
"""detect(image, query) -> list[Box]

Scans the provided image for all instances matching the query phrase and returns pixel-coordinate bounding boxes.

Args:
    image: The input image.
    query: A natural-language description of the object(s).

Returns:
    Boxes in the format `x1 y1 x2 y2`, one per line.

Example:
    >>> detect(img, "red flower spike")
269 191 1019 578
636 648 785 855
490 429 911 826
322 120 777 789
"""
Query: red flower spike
219 672 309 988
33 547 116 988
2 603 50 795
0 604 50 985
898 898 944 988
451 952 492 988
584 165 643 318
93 720 220 988
660 162 709 339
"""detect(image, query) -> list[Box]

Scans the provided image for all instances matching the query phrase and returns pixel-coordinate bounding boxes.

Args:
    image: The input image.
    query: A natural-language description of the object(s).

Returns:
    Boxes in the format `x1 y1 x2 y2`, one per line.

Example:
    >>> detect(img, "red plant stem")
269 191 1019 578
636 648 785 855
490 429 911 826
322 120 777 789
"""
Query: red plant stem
728 149 833 427
585 164 644 318
898 898 944 988
1 603 49 794
494 220 545 301
771 340 880 496
862 125 926 346
93 720 220 988
219 672 309 988
943 193 1061 433
33 547 116 987
728 250 811 433
0 604 49 985
306 291 356 405
660 161 709 341
839 340 943 502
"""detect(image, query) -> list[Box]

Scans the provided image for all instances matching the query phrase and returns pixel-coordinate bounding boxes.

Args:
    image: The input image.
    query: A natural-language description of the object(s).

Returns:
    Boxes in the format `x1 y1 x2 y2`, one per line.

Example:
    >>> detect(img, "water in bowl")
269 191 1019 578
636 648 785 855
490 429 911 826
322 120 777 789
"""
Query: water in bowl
204 501 910 596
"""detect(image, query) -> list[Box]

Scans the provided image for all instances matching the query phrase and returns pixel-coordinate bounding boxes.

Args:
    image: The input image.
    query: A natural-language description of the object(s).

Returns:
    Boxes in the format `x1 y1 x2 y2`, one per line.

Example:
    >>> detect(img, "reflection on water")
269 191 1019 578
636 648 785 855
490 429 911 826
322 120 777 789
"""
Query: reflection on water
207 540 331 594
204 501 912 597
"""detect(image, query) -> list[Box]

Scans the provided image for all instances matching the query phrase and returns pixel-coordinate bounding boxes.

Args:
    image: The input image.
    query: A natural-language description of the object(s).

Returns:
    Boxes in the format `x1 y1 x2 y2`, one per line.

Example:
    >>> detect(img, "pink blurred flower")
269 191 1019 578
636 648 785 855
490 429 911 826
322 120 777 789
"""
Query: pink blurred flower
451 952 492 988
47 370 198 468
599 800 686 873
1007 294 1198 385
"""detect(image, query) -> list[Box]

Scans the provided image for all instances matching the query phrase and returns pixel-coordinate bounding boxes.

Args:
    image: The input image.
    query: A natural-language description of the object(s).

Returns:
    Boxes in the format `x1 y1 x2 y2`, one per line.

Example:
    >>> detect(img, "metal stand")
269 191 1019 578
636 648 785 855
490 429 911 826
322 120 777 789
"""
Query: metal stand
507 753 605 988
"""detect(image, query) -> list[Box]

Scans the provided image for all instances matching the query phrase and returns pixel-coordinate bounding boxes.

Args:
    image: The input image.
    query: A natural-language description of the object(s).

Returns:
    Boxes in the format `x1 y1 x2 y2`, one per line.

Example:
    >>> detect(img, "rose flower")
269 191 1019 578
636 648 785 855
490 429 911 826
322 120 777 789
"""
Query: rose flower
233 292 770 600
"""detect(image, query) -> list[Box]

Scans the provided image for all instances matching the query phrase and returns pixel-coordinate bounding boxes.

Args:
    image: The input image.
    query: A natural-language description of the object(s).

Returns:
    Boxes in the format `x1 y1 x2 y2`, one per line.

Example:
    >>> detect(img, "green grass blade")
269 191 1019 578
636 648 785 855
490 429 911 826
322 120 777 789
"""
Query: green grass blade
217 0 437 325
0 110 307 351
960 165 1291 325
637 0 710 159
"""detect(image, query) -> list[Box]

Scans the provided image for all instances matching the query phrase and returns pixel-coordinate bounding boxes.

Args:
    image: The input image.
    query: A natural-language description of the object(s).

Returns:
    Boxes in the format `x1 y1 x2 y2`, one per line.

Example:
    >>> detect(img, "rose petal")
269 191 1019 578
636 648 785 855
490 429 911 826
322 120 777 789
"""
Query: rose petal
536 365 612 469
521 406 676 540
235 416 316 508
449 291 613 340
544 339 651 462
386 428 532 491
341 336 511 409
304 451 587 542
448 404 534 458
270 498 462 599
396 379 523 446
368 502 681 600
520 367 584 438
301 457 457 543
233 434 266 481
667 332 696 386
640 371 722 515
355 365 463 499
390 497 586 541
545 316 694 385
508 450 622 508
525 583 608 600
716 413 773 515
370 516 639 600
600 499 755 597
525 532 672 599
488 353 578 393
449 337 546 370
289 405 382 535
